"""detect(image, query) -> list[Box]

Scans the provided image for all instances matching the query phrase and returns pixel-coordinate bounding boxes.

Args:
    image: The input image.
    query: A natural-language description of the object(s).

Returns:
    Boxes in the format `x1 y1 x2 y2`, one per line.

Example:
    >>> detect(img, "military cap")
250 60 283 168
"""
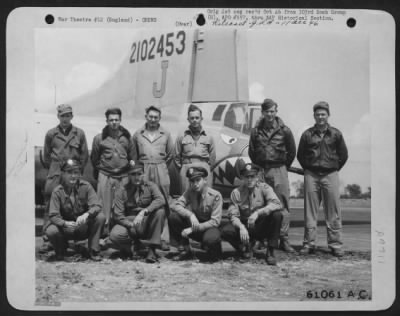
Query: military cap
128 160 145 174
240 163 260 177
261 99 277 111
57 104 73 115
313 101 330 115
61 159 81 172
145 105 161 115
187 104 202 115
186 166 208 180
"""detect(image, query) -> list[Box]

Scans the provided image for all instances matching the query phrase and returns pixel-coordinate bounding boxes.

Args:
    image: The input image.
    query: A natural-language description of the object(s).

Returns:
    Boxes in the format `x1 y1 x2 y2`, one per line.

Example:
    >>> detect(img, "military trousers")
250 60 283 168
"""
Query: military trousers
303 170 343 250
109 207 166 251
263 165 291 242
143 161 170 243
143 161 170 196
168 211 221 252
97 172 128 233
221 211 283 249
42 174 61 234
45 212 106 256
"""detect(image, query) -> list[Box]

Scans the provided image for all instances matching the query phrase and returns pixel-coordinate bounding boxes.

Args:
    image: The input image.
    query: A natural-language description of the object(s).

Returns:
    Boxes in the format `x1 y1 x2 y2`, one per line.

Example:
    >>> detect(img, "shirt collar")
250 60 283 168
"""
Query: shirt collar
262 118 278 130
129 179 149 189
239 182 261 194
184 127 206 136
311 124 331 135
140 124 165 134
201 185 209 198
57 124 73 135
60 180 81 195
190 185 208 198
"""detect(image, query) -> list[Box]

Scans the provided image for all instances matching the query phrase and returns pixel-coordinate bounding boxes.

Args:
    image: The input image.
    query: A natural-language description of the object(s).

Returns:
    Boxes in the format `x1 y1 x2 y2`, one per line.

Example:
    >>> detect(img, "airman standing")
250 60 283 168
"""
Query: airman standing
297 102 348 257
248 99 296 253
41 104 89 250
174 104 216 194
131 105 174 250
91 107 134 234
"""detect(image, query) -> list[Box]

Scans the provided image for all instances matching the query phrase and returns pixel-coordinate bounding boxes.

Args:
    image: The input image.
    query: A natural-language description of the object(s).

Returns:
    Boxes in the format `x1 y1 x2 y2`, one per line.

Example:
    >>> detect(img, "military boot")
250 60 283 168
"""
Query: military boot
279 239 296 253
265 247 277 265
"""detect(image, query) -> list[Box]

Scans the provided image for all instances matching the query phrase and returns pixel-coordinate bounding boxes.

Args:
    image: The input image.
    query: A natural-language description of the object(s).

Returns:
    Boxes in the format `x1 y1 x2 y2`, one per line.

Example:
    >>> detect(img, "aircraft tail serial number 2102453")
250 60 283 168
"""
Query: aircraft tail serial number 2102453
129 30 186 63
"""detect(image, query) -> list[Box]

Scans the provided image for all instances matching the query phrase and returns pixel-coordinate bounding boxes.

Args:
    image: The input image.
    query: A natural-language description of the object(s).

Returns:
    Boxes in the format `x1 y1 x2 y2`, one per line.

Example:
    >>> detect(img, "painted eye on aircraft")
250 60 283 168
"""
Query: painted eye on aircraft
220 133 237 145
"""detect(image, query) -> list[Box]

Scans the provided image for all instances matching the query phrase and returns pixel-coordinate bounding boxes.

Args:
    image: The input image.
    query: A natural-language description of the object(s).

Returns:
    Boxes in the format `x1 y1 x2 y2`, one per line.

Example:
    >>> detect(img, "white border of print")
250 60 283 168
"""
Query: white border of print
6 7 395 311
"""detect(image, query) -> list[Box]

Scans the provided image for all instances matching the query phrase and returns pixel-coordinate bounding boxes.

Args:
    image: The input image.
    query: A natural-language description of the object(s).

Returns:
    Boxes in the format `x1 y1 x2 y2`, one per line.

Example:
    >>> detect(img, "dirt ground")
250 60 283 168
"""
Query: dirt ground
36 241 371 306
35 199 372 306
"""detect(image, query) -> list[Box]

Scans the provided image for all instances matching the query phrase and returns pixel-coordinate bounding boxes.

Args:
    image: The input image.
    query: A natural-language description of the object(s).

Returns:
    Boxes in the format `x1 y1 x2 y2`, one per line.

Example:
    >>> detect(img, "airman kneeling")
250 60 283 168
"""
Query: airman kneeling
45 159 105 261
221 163 283 265
168 166 223 262
109 161 166 263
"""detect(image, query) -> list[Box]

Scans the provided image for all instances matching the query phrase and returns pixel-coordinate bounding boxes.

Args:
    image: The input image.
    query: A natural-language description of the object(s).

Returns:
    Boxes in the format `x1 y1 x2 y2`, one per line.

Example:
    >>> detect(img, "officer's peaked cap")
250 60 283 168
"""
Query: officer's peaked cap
61 159 81 172
186 166 208 180
240 163 260 177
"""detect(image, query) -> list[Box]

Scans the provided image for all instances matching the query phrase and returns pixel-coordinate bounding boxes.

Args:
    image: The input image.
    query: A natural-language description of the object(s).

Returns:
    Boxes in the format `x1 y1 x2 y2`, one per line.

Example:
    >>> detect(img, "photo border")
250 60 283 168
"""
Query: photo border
2 0 398 313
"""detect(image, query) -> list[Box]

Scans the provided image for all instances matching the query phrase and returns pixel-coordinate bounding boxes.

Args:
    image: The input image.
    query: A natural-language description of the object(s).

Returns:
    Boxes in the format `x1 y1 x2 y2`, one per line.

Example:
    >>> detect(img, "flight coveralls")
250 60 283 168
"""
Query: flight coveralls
132 124 174 196
91 126 134 230
248 116 296 244
109 180 166 251
174 128 216 194
45 179 105 256
132 124 174 246
169 187 222 255
221 182 283 249
42 125 89 231
297 124 348 250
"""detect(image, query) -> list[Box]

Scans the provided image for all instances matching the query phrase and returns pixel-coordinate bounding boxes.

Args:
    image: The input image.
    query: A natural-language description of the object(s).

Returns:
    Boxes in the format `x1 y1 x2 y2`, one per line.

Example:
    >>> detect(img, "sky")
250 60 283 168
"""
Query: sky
35 28 371 192
246 30 370 192
35 28 135 110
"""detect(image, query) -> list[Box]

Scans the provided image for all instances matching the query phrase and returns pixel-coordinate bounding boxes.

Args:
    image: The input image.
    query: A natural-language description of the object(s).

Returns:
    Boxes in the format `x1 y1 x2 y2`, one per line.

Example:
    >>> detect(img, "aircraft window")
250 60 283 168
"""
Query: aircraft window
212 104 227 121
224 103 246 132
242 112 251 135
251 108 262 128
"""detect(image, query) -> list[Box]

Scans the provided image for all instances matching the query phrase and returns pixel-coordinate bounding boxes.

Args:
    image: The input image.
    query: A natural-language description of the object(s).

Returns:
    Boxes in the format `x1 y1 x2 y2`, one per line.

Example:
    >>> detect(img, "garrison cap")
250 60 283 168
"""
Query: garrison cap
186 166 208 180
57 104 73 115
261 99 277 111
187 104 202 115
61 159 81 172
128 161 145 174
240 163 260 177
313 101 330 115
145 105 161 115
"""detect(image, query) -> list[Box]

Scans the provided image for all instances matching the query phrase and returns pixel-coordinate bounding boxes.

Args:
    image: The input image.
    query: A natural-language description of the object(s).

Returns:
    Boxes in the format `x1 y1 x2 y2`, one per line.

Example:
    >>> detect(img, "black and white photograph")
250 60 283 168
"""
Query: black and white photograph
5 7 395 310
